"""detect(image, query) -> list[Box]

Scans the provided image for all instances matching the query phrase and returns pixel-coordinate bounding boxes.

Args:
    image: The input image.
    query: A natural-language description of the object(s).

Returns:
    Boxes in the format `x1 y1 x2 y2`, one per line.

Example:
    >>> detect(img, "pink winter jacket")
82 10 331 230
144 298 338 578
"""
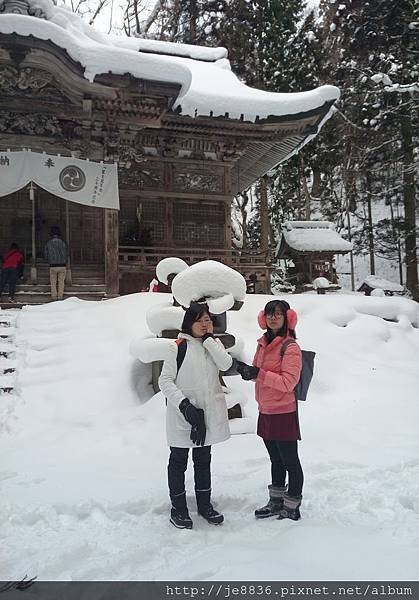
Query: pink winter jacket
253 334 302 415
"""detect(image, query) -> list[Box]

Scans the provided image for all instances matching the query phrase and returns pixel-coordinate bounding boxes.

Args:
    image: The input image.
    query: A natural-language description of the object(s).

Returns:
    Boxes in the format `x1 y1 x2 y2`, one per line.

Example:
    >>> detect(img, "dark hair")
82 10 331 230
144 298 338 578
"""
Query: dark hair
181 303 212 336
264 299 296 343
9 242 19 250
50 226 61 237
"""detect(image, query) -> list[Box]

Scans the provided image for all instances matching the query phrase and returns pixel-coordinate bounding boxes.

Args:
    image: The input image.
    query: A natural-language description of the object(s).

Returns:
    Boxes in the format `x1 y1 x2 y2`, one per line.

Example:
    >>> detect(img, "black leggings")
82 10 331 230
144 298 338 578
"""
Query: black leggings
168 446 211 511
263 439 304 498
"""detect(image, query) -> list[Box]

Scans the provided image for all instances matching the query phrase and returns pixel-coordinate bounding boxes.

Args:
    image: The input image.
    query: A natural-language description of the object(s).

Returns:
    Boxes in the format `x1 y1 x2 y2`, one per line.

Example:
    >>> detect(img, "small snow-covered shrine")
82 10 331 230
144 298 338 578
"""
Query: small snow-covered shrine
277 221 352 291
358 275 405 297
0 0 340 301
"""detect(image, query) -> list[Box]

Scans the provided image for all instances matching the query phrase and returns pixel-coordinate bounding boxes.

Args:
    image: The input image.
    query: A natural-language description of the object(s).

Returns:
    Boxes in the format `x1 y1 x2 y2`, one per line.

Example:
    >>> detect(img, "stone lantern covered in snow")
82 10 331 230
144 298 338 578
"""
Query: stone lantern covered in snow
131 259 247 419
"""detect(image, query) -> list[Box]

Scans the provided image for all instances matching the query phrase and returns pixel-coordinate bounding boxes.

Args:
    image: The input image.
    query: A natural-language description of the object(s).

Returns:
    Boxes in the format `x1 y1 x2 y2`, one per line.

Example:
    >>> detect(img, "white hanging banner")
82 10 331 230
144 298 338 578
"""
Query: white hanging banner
0 149 119 210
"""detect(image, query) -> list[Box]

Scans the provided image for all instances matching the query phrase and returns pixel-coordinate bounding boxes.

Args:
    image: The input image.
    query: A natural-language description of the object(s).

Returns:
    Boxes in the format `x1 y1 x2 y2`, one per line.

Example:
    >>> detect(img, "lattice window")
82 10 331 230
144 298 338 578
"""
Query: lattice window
141 199 165 242
173 201 224 246
119 198 166 245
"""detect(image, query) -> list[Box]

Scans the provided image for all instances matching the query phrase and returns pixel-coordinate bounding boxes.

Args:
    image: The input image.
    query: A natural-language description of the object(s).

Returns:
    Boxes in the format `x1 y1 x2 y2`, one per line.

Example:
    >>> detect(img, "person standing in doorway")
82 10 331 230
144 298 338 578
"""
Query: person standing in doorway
44 226 68 301
0 243 24 302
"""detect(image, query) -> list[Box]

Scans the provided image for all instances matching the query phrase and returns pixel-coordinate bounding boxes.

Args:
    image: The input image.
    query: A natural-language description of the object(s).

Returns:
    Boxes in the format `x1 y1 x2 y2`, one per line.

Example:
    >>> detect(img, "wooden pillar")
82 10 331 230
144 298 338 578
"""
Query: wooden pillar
29 182 37 284
104 208 119 297
260 175 269 254
166 199 173 247
65 200 72 285
224 199 232 253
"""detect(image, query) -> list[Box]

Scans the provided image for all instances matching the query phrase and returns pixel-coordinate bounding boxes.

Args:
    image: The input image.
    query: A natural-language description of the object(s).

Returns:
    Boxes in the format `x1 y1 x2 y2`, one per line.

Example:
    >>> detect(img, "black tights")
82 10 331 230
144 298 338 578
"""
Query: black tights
263 439 304 498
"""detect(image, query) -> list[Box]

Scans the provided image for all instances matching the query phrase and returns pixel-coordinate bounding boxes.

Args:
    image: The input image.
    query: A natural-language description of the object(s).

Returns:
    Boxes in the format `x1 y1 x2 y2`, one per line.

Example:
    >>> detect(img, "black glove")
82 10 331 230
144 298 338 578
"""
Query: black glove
179 398 206 446
236 360 260 381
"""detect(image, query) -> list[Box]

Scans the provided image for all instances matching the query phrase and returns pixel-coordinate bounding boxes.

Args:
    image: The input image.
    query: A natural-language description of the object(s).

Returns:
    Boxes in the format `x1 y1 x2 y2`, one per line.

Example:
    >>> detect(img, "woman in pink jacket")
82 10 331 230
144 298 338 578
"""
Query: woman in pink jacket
237 299 303 520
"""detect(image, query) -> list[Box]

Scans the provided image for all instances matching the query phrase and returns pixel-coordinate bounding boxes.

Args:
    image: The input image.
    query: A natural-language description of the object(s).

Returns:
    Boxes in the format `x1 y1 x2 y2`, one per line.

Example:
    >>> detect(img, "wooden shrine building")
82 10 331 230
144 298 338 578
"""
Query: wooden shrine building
277 221 353 291
0 0 340 303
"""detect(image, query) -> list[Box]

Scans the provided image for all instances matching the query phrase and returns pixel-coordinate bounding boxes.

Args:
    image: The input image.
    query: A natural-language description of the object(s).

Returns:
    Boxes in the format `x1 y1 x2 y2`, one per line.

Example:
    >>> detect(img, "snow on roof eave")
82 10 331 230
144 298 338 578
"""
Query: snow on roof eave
174 81 340 123
232 100 337 193
277 240 351 257
278 231 353 255
267 101 337 168
362 275 404 292
284 220 335 229
0 12 339 124
111 35 228 63
1 0 228 62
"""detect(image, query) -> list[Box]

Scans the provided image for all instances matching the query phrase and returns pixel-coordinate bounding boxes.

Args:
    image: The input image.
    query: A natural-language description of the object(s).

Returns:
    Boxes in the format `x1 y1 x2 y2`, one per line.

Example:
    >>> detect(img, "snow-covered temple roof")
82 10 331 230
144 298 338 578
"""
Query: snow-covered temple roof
360 275 404 292
277 221 353 256
0 0 339 124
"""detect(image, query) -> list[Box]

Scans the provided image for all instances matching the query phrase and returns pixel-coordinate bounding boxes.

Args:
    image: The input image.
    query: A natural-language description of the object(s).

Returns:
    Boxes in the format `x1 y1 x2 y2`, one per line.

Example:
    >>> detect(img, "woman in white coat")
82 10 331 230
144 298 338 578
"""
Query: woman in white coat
159 303 233 529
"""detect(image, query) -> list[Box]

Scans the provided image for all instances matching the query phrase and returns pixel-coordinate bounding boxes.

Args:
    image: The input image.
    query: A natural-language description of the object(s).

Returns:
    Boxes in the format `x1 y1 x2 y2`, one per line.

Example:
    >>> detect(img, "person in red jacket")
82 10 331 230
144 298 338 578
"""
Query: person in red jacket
0 243 24 302
236 299 303 521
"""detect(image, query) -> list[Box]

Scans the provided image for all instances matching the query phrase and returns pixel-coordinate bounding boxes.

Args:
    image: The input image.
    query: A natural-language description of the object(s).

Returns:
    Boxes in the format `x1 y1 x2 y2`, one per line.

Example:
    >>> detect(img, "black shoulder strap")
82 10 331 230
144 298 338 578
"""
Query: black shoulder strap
280 338 297 358
176 339 187 373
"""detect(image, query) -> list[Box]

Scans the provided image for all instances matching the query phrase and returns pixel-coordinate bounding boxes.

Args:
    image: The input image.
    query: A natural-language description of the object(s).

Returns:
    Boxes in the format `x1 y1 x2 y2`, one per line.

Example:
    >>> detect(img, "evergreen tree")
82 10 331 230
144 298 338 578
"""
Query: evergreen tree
315 0 418 298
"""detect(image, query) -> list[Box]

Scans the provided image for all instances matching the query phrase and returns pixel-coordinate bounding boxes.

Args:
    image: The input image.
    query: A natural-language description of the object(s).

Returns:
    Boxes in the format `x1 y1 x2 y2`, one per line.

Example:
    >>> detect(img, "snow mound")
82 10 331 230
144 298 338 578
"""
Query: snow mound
207 293 235 314
130 337 176 364
171 260 246 309
155 257 188 285
313 276 330 289
370 288 385 297
145 302 184 336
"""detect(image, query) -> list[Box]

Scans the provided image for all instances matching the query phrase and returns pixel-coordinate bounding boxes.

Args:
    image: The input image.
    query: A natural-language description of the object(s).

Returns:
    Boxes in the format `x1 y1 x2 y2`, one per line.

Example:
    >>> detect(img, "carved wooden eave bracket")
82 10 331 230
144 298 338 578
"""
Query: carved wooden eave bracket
0 0 46 18
161 99 334 191
0 36 111 105
0 36 181 125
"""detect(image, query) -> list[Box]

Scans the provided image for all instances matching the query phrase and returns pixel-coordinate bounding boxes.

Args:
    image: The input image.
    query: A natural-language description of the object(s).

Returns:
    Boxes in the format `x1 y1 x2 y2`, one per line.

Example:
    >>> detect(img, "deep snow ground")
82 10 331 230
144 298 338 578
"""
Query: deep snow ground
1 292 419 581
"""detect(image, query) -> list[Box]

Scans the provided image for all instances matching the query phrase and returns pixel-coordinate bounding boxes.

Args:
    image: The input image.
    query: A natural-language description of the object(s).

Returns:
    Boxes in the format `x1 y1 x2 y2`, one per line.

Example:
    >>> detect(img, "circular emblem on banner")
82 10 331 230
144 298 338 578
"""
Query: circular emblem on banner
59 165 86 192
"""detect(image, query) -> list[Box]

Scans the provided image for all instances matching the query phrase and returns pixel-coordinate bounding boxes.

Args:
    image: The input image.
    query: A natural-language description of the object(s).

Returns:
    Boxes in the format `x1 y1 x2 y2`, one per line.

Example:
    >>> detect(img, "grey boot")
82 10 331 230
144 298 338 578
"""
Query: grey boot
277 493 302 521
255 485 287 519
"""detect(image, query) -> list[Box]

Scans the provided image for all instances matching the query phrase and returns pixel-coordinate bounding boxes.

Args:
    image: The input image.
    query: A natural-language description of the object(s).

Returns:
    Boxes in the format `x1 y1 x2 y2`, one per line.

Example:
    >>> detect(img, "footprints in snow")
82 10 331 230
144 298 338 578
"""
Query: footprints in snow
0 312 20 433
0 312 18 394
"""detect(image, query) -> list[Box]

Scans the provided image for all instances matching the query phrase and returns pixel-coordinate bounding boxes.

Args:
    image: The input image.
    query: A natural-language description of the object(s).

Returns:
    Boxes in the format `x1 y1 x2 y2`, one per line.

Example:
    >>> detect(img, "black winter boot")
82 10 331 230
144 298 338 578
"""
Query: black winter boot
170 508 193 529
196 489 224 525
170 489 193 529
277 493 302 521
255 485 287 519
199 505 224 525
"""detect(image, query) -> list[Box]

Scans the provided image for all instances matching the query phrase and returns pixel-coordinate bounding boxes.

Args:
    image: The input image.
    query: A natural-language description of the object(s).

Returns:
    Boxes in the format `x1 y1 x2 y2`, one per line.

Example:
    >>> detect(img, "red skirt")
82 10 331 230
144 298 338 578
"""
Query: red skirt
257 411 301 441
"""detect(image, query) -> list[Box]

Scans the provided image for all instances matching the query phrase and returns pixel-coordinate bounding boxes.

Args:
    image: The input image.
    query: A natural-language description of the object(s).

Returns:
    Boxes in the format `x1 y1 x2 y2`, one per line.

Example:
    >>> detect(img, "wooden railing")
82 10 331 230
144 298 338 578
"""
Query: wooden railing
118 246 271 269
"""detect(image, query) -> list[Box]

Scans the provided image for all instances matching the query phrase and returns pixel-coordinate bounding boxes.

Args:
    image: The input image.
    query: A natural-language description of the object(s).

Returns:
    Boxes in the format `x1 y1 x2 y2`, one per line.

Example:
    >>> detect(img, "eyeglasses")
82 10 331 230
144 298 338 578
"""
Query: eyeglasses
266 312 284 319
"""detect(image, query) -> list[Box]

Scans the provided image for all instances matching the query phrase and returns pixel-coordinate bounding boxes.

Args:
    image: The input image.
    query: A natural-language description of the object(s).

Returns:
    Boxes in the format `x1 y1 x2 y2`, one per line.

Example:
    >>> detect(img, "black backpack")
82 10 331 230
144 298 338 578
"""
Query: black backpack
280 339 315 401
164 339 187 405
175 338 187 374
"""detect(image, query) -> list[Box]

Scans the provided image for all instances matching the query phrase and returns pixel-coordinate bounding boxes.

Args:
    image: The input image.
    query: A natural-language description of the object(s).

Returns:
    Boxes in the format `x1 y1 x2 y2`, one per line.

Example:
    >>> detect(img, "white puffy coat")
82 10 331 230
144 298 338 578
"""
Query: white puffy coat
159 333 233 448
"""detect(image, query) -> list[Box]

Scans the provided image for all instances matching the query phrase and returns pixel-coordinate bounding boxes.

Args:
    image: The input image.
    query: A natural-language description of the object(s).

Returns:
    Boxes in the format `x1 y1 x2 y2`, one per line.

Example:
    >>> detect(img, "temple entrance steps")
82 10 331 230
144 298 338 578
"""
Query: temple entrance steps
1 264 107 307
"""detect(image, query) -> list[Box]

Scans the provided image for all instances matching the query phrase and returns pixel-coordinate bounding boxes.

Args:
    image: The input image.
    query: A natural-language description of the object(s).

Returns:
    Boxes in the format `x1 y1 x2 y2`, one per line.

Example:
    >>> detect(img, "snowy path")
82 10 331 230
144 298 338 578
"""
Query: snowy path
1 294 419 581
2 448 418 580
